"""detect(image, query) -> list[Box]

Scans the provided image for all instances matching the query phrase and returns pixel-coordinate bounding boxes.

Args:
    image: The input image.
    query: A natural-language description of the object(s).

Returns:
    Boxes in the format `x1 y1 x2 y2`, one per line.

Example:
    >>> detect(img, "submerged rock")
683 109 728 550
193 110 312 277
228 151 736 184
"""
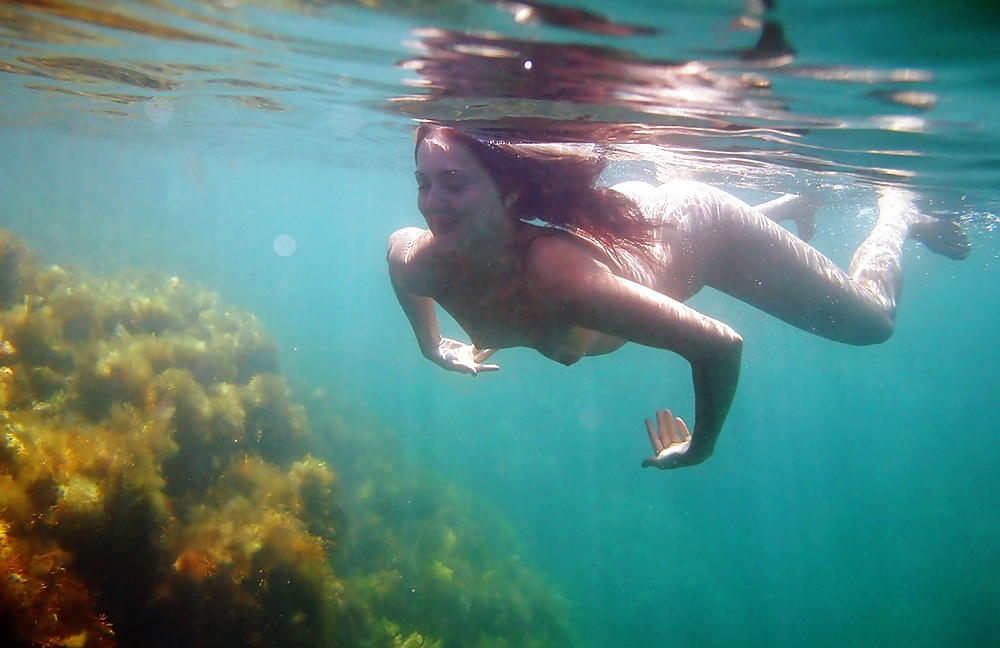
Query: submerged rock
0 229 576 648
0 230 340 648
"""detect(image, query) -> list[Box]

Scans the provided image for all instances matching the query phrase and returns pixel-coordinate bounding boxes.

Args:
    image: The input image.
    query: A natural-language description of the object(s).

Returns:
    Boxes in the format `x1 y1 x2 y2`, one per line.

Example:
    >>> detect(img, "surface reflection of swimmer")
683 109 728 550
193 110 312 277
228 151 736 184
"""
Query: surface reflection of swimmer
490 0 657 36
402 29 786 125
387 126 970 470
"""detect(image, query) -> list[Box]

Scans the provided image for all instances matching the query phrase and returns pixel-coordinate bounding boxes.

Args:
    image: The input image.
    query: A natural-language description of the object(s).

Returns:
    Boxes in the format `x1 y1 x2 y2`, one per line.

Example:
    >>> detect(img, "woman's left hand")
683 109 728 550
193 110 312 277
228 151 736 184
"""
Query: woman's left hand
641 409 696 469
432 338 499 376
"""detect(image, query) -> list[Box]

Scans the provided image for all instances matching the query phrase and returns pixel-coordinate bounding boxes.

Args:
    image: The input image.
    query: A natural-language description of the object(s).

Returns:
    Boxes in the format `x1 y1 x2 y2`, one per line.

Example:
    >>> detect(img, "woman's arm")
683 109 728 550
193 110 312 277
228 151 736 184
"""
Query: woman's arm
387 228 499 376
528 237 742 466
388 228 442 357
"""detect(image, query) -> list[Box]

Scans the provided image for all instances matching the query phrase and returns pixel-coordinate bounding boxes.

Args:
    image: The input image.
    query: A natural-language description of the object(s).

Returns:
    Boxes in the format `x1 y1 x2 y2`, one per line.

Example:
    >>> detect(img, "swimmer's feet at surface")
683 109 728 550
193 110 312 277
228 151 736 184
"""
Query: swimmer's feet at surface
878 186 972 261
791 193 820 242
909 216 971 260
756 192 819 241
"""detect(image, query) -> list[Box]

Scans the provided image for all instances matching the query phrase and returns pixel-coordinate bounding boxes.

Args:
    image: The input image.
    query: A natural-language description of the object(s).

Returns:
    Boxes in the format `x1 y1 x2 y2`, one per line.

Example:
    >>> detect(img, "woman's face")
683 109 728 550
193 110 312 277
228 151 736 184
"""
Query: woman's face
415 133 511 248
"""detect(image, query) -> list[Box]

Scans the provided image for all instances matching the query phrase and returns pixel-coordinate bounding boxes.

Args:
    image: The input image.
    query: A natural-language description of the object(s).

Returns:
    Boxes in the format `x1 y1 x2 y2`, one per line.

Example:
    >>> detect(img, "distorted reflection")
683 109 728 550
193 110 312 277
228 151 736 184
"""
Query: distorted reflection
0 0 957 188
488 0 657 36
392 15 950 188
395 26 795 133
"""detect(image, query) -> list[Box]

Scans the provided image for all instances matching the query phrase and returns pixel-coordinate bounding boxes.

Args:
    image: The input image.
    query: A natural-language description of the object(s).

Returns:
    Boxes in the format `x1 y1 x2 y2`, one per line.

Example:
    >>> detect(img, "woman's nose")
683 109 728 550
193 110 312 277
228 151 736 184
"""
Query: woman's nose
421 185 448 213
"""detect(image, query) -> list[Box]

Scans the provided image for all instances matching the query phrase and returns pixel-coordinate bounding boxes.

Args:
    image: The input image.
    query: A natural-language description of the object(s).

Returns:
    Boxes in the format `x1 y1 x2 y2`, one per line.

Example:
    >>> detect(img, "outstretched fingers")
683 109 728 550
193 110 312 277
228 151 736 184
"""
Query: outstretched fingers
473 347 497 362
675 415 691 444
659 409 680 446
642 410 697 470
645 417 664 454
472 347 500 374
646 409 691 455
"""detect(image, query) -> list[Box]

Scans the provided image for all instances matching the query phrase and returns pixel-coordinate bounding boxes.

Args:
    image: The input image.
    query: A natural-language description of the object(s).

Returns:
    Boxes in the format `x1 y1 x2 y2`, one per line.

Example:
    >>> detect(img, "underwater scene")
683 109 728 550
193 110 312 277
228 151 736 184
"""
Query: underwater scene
1 0 999 646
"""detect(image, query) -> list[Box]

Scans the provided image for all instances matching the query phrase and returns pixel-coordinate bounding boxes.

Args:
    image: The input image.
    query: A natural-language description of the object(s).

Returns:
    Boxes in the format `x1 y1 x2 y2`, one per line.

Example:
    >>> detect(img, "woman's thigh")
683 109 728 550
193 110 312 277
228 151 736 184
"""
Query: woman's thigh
666 182 894 344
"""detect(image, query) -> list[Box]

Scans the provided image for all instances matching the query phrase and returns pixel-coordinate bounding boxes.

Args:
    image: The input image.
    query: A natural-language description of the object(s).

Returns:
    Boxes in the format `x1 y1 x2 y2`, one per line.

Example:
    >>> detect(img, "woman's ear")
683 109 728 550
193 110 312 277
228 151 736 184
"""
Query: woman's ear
504 189 521 208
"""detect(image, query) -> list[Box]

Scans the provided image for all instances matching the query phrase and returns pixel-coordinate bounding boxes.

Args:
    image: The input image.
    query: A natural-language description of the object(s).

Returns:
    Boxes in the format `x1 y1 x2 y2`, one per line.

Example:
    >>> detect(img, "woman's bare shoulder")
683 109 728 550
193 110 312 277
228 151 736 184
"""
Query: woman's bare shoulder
387 227 437 290
387 227 433 262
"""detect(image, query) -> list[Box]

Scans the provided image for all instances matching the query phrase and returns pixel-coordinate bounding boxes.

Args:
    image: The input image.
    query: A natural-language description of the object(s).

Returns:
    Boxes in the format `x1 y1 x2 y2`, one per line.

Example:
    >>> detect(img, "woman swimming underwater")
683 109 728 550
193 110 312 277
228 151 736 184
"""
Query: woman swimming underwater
387 125 970 470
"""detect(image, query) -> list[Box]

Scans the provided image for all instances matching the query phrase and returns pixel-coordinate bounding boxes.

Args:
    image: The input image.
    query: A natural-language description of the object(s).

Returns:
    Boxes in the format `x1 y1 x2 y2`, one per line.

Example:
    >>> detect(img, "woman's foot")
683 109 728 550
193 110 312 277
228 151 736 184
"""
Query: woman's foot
909 216 971 260
790 193 820 242
756 193 819 241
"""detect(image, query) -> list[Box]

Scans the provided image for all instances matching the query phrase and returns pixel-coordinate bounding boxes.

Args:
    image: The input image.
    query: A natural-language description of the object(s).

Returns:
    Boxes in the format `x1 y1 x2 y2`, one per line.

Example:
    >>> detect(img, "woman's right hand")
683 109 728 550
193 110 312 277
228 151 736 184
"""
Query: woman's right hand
428 338 499 376
641 409 704 469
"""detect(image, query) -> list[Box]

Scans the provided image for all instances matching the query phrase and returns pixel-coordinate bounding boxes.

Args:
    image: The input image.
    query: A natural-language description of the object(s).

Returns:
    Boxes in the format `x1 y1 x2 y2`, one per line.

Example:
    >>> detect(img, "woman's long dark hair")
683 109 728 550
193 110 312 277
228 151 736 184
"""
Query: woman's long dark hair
414 125 656 263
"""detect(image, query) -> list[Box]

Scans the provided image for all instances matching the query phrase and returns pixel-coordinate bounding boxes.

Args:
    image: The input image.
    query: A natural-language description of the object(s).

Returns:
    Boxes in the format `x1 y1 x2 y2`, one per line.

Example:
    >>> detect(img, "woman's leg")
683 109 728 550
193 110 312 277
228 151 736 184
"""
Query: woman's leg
755 193 818 241
675 183 921 345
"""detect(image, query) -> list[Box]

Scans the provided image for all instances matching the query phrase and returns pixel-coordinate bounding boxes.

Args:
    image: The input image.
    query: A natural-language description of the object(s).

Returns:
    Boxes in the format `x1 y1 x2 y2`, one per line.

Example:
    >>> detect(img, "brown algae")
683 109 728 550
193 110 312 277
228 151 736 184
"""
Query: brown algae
0 229 575 648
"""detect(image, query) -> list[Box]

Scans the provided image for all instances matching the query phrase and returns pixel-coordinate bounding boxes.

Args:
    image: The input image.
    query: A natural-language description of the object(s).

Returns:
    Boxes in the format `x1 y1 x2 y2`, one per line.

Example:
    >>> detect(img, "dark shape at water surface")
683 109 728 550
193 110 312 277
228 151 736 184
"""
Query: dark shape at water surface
396 27 786 136
1 0 969 195
739 20 795 62
392 21 975 193
490 0 658 36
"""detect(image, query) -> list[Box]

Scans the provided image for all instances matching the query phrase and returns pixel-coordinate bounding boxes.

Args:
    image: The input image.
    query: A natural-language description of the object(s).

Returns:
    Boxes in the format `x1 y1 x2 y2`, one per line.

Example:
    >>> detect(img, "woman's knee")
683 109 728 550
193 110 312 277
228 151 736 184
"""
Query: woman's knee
840 312 895 346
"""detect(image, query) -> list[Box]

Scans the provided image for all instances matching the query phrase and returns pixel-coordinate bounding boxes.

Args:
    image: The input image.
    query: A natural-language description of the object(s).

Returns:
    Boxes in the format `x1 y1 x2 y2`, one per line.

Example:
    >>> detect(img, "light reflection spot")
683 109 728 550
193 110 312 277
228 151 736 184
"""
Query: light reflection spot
145 98 174 124
273 235 297 257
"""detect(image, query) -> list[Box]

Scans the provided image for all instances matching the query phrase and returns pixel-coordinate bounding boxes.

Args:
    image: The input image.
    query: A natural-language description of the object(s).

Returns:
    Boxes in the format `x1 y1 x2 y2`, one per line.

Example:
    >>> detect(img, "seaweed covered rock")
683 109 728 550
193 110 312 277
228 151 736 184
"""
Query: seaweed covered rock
304 394 579 648
0 231 342 648
0 229 577 648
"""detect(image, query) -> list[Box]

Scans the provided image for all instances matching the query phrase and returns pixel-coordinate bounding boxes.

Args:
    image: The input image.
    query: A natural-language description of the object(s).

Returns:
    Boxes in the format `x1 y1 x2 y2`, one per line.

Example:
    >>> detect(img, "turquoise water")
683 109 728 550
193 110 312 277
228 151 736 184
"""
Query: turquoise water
2 1 1000 646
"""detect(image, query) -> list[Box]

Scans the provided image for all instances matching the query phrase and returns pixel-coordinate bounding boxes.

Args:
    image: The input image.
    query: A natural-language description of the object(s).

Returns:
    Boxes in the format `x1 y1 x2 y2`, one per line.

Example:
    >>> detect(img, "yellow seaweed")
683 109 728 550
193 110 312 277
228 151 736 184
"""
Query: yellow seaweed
0 228 576 648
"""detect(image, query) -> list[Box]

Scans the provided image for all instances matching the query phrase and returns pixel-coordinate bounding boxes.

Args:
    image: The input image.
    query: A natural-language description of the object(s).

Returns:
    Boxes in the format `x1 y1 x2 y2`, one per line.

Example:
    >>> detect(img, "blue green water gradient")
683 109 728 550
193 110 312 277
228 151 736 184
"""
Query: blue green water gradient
2 1 1000 645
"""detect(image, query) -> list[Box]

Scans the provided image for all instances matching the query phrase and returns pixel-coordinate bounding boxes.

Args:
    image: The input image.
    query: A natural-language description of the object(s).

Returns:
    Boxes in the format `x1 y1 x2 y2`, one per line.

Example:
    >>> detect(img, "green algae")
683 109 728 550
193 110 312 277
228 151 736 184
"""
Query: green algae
0 229 576 648
304 392 579 648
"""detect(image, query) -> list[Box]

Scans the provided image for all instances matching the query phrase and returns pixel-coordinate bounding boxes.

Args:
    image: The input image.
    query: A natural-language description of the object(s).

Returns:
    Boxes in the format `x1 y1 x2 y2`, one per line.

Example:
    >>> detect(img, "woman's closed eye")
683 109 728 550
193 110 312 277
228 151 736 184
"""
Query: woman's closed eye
438 170 468 191
415 171 468 193
414 170 469 193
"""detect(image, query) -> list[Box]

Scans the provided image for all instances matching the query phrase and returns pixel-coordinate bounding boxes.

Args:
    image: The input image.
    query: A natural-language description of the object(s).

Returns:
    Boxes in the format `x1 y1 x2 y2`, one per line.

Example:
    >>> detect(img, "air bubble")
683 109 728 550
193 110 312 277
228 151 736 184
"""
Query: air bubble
273 234 297 256
145 98 175 124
